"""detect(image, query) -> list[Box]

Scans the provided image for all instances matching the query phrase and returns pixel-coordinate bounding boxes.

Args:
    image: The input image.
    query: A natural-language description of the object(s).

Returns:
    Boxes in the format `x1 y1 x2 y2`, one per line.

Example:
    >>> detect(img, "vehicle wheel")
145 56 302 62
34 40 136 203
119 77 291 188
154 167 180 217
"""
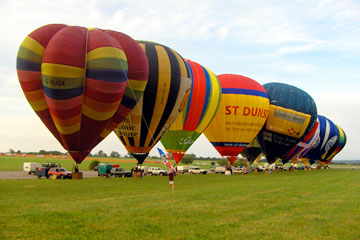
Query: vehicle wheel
149 172 153 176
160 173 163 176
111 174 115 178
60 175 64 179
37 175 41 178
122 174 125 178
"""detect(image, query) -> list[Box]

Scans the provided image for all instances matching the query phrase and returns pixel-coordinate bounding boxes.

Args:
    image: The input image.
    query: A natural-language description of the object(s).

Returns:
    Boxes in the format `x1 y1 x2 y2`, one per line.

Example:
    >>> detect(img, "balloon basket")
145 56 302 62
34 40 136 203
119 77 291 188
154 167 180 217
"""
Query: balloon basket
72 172 83 180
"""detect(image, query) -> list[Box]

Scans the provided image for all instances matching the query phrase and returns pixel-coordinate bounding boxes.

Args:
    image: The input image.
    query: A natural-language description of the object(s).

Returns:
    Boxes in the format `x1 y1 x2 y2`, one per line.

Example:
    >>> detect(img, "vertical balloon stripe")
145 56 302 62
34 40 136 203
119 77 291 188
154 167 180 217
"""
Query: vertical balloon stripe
144 45 171 146
185 61 194 120
139 42 159 147
183 61 205 131
148 46 181 146
198 66 211 123
196 69 221 132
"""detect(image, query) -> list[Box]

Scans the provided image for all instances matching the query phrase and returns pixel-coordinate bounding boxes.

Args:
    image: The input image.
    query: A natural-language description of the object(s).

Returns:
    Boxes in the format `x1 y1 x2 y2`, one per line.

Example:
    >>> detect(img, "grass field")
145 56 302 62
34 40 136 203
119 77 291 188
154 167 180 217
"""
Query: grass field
0 169 359 239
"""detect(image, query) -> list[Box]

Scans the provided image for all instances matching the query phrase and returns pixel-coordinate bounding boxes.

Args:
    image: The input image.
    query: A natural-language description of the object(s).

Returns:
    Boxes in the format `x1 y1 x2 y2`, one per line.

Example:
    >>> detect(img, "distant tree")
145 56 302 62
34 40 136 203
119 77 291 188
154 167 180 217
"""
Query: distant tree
89 160 100 170
9 149 15 154
233 158 248 167
97 150 107 157
211 161 216 166
16 150 21 154
181 154 194 164
39 150 47 154
217 158 228 166
110 151 120 158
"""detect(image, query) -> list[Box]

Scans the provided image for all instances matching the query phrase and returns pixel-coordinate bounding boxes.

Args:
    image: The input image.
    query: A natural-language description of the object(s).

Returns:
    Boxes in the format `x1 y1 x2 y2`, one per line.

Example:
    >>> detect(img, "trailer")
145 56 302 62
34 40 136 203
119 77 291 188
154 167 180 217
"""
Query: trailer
23 162 41 175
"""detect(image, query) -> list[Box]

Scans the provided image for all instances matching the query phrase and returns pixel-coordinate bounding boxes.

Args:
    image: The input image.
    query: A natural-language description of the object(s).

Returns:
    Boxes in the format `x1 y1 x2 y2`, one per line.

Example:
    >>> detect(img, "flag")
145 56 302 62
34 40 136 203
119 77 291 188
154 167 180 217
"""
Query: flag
157 148 176 173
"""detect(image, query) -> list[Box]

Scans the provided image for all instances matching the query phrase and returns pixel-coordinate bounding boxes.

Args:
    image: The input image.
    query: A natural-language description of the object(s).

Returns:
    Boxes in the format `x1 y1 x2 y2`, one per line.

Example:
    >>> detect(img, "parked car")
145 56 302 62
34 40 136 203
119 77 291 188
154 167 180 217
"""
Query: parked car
110 168 132 177
188 166 207 174
214 166 225 174
176 165 189 174
23 162 41 175
148 167 168 176
48 167 72 179
232 166 248 174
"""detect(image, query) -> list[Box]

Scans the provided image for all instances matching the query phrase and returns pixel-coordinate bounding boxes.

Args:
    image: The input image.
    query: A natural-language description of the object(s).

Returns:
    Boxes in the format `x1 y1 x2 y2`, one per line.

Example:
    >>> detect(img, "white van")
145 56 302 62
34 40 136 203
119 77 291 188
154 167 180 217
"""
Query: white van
23 162 41 175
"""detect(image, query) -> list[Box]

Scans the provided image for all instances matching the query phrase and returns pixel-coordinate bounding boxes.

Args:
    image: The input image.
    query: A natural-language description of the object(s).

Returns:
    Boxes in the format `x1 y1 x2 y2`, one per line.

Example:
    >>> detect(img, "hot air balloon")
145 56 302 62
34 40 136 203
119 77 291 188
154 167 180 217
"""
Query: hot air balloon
204 74 270 165
303 115 341 164
114 41 192 165
160 59 221 164
324 126 347 164
241 138 263 164
17 24 148 164
256 83 317 164
282 119 320 163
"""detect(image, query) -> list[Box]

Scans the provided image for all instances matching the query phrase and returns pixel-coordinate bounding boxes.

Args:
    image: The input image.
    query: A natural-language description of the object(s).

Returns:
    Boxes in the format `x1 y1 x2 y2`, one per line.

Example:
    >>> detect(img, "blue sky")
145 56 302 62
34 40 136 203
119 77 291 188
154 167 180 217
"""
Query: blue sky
0 0 359 160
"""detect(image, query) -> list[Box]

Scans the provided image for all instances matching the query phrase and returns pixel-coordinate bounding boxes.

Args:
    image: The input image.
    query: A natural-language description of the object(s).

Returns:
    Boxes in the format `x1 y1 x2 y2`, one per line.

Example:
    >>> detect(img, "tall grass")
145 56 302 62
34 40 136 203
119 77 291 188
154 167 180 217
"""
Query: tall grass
0 169 359 239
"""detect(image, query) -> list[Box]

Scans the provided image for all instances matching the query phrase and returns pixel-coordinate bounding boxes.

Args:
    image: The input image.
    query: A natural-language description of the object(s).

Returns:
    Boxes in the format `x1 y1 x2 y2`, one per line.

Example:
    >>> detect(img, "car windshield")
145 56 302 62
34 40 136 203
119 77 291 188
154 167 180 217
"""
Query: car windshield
59 169 65 172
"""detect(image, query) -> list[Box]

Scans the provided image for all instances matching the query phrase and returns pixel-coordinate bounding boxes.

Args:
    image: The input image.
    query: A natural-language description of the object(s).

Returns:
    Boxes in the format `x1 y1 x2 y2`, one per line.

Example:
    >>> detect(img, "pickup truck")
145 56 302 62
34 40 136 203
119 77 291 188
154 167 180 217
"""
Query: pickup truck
148 167 168 176
188 166 207 174
110 167 132 177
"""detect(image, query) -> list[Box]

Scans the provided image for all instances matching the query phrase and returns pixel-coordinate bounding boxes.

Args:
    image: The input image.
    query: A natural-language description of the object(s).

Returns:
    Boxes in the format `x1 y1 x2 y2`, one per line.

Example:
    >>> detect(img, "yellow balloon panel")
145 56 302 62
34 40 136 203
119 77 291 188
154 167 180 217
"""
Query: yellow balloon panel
266 105 311 139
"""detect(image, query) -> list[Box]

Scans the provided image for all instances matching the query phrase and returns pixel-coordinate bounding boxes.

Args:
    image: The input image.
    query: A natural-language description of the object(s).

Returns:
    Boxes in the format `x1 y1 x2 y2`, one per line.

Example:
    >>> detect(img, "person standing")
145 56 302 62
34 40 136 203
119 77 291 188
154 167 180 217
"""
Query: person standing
169 170 174 191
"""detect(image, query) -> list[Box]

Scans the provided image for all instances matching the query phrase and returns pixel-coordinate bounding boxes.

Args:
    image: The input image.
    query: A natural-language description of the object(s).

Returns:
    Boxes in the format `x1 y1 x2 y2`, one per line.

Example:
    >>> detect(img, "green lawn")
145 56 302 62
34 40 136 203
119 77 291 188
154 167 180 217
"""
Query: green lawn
0 169 359 239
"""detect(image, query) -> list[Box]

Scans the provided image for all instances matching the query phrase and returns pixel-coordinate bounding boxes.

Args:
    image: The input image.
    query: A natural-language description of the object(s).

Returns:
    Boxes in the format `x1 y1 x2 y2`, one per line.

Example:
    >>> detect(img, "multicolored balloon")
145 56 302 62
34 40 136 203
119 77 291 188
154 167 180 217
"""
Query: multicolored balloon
17 24 148 163
204 74 270 165
304 115 345 164
256 83 317 164
324 125 347 164
282 119 319 163
114 41 192 164
160 59 221 164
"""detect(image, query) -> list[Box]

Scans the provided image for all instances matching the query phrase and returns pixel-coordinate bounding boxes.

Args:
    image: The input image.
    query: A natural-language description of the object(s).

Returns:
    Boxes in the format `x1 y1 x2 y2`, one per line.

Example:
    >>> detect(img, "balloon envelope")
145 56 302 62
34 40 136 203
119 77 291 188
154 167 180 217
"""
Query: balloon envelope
160 59 221 164
16 24 146 163
204 74 270 164
304 116 346 164
256 82 317 164
114 41 192 164
241 138 263 164
282 120 320 163
324 126 346 164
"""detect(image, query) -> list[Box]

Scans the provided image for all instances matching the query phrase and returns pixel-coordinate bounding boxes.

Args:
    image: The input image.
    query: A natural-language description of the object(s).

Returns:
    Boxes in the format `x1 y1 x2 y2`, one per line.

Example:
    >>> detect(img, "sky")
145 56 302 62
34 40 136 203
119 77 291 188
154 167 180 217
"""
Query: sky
0 0 359 160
